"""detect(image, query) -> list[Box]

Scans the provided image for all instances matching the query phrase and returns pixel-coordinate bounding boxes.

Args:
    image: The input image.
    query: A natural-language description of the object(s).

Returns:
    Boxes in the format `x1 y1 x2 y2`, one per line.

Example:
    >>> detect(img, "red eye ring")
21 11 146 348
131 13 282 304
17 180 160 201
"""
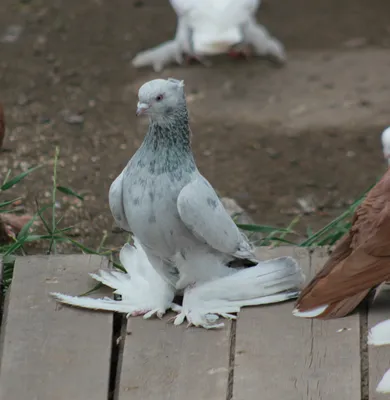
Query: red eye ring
155 94 163 102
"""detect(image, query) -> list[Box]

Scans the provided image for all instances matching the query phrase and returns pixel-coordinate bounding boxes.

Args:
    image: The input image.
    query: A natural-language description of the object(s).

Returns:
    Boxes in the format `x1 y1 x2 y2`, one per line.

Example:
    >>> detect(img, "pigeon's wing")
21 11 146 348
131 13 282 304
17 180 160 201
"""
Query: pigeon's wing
108 169 131 232
177 176 255 260
170 0 260 54
294 170 390 317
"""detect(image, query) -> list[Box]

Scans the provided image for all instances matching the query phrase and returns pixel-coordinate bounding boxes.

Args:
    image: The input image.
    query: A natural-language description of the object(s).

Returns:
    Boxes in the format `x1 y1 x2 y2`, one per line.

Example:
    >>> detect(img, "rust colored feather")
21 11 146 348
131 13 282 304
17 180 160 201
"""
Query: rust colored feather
294 168 390 318
0 103 4 150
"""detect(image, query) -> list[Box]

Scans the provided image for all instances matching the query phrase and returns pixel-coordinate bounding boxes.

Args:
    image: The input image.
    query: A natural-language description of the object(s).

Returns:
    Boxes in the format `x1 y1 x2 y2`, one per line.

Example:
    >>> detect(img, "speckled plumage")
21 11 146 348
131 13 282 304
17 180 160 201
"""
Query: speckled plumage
109 78 257 288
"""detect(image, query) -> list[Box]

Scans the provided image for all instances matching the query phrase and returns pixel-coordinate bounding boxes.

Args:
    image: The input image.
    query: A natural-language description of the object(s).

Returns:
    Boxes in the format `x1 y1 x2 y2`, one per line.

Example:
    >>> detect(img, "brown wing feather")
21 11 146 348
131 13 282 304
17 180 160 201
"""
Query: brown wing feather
295 169 390 316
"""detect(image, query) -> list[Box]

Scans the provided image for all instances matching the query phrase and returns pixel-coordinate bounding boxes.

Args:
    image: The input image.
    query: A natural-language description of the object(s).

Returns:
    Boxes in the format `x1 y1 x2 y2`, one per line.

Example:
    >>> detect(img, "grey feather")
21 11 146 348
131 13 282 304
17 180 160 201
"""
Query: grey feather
177 176 256 260
109 170 131 232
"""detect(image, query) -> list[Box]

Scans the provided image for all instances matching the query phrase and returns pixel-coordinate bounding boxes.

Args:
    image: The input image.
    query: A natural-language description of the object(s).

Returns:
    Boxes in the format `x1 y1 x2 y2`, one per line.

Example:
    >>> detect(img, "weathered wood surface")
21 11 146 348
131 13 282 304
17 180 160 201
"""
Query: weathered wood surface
0 255 113 400
233 247 361 400
0 248 387 400
118 317 232 400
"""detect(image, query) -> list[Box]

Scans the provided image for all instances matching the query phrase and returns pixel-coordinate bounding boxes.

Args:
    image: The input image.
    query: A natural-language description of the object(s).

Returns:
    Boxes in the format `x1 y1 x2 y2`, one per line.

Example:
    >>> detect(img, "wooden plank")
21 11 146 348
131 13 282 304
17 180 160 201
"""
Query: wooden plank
118 314 232 399
368 285 390 399
233 247 361 400
0 255 113 400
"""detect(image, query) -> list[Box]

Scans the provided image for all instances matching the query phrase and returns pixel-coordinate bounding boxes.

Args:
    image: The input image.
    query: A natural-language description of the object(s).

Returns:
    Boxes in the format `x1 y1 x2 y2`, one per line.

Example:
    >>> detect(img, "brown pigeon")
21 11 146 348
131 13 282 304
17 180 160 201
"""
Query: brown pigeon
293 167 390 319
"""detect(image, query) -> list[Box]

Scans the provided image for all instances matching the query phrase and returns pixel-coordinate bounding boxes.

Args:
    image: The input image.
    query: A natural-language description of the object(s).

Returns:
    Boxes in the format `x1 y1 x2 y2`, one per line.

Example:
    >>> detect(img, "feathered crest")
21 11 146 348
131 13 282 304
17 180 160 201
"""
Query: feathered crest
168 78 184 87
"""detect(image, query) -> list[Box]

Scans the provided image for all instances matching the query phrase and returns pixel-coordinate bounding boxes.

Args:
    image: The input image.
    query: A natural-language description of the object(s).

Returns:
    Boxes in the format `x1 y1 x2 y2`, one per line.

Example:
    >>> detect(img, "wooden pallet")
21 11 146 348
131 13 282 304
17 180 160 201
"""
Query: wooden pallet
0 247 389 400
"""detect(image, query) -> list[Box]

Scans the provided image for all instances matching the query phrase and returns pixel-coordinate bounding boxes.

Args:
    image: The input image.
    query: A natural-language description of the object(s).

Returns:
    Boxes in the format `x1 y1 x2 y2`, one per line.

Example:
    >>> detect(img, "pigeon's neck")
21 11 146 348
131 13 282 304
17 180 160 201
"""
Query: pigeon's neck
137 110 196 175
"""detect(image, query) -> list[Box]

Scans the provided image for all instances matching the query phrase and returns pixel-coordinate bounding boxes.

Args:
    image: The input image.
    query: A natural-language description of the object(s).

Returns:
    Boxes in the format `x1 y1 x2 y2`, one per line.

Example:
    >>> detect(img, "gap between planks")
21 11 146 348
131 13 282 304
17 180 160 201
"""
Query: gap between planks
0 249 379 400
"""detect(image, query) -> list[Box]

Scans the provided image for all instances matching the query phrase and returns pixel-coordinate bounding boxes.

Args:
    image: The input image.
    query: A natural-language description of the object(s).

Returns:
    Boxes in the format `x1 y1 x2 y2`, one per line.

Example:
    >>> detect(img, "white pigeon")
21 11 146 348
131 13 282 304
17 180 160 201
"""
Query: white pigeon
132 0 286 72
381 126 390 165
52 78 304 329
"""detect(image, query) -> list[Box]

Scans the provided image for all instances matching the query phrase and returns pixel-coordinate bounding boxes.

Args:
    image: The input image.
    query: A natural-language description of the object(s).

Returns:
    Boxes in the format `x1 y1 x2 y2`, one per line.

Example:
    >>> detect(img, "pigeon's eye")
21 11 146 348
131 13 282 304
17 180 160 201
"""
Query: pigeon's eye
155 94 164 102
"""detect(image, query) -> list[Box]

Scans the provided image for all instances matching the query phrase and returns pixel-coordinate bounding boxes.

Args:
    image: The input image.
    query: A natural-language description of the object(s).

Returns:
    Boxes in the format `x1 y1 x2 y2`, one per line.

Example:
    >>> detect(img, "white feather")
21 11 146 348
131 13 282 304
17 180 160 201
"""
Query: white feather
292 304 329 318
173 256 304 328
368 319 390 346
170 0 260 54
377 369 390 393
51 238 175 318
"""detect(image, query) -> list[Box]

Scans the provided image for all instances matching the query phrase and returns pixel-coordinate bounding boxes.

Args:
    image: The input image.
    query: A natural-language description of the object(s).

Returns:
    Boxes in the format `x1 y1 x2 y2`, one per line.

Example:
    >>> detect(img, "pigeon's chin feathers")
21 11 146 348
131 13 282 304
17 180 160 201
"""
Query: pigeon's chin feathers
137 78 186 121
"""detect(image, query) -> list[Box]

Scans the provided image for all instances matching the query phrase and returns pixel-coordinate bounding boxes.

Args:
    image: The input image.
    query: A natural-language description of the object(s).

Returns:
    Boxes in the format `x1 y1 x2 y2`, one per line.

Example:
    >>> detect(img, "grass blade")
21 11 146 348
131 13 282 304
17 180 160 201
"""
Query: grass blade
1 165 42 191
57 186 84 201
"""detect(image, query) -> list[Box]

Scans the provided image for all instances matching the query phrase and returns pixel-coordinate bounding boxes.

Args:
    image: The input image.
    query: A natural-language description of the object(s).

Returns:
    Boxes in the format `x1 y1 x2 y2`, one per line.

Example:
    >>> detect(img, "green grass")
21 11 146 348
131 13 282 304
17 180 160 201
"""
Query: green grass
0 147 123 292
0 147 372 292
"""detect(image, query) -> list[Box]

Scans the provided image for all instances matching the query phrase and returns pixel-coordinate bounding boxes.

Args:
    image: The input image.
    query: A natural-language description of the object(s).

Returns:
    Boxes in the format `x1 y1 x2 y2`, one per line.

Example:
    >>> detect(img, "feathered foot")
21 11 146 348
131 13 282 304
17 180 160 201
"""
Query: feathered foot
172 256 304 329
132 40 183 72
51 239 175 319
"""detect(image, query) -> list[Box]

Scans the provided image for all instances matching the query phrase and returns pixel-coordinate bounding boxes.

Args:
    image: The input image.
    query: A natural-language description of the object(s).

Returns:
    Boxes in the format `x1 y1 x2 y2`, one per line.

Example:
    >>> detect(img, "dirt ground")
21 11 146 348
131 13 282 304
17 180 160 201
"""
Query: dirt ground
1 0 390 252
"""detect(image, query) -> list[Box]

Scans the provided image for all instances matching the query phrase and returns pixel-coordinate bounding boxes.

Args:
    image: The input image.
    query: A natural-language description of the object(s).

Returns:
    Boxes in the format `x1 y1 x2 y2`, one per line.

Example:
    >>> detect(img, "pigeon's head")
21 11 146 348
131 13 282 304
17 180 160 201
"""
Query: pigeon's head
381 127 390 165
136 78 186 121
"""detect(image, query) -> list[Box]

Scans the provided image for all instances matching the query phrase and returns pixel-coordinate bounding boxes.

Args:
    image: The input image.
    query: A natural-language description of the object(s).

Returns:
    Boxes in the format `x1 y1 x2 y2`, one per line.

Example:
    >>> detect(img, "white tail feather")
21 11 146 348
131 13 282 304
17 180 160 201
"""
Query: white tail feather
292 305 329 318
185 256 304 304
368 319 390 346
51 239 175 317
173 256 304 328
377 369 390 393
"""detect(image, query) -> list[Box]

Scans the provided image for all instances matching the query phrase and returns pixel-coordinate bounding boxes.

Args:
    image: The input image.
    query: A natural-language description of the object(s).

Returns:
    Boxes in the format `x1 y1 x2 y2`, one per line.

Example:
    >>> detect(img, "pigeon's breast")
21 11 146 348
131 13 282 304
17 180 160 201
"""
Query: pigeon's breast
122 168 196 258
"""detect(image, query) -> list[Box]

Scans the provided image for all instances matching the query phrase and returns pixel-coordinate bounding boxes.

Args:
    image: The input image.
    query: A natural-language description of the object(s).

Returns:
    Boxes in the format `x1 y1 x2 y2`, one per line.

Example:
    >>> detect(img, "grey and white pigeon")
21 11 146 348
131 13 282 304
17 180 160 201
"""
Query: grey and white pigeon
52 78 304 329
132 0 286 72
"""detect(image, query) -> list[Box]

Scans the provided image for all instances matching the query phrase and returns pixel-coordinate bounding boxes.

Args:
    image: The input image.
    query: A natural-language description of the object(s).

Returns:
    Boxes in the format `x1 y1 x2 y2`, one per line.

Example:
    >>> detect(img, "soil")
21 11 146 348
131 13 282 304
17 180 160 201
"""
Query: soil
1 0 390 253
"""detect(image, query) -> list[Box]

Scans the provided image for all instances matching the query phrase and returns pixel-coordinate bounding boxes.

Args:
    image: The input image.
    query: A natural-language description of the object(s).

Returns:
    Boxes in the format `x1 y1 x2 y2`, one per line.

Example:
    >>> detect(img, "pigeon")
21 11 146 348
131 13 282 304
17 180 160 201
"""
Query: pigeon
52 78 304 329
381 126 390 165
132 0 286 72
293 165 390 319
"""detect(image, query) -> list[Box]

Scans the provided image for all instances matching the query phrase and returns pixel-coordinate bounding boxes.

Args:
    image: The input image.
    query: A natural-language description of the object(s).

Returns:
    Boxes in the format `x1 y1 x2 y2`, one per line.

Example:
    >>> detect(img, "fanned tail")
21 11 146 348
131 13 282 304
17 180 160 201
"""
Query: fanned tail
51 239 175 318
181 257 303 315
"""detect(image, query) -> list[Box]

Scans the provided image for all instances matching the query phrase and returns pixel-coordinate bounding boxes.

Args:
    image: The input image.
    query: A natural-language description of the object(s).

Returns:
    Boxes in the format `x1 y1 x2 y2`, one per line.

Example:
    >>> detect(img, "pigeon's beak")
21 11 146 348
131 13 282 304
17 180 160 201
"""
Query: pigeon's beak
136 102 149 117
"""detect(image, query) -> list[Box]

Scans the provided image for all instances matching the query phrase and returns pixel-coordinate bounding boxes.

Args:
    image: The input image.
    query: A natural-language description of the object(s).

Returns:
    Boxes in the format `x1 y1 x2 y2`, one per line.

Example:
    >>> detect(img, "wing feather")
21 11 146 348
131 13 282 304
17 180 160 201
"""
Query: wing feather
108 169 131 232
295 170 390 311
177 177 255 260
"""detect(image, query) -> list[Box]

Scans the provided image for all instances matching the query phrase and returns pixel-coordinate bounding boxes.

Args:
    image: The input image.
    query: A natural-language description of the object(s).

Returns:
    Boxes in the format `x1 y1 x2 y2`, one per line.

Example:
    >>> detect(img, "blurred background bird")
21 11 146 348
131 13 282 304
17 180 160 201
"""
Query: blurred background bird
132 0 286 71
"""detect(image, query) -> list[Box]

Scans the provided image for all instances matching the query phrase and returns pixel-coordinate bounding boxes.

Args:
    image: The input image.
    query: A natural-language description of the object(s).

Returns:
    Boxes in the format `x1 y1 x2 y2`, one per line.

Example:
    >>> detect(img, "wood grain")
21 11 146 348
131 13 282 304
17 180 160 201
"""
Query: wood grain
118 315 232 400
233 247 361 400
0 255 113 400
